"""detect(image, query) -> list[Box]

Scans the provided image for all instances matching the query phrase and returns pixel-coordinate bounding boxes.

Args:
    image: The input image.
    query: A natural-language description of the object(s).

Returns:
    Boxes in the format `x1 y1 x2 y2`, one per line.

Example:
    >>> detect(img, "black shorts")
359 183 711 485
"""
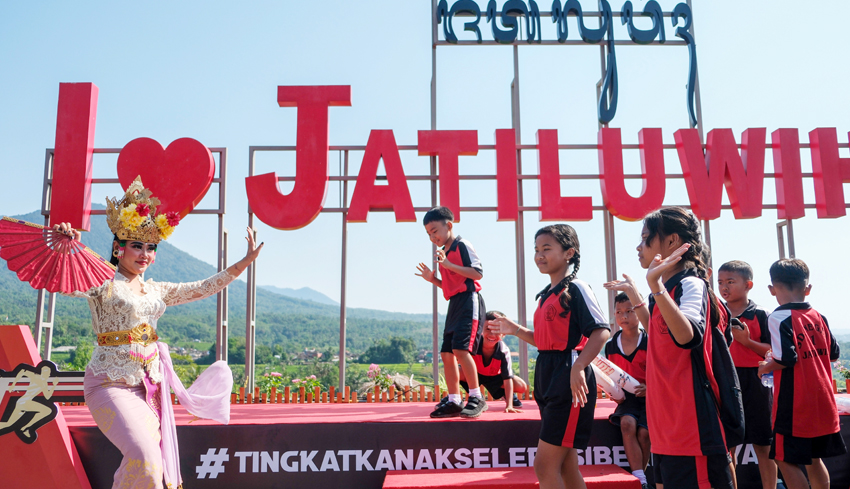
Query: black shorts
770 431 847 465
608 392 647 430
440 290 485 354
736 366 773 446
534 350 596 449
652 453 733 489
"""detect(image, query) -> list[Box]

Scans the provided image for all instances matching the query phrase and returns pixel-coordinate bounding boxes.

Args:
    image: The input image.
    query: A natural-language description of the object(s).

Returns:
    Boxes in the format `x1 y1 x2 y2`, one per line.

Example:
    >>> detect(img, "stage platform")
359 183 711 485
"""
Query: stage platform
383 465 640 488
63 399 850 489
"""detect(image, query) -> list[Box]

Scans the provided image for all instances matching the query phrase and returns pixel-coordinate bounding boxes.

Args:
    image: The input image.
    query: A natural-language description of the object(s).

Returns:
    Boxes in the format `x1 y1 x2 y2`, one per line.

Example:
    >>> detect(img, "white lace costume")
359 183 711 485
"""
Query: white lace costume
66 269 236 385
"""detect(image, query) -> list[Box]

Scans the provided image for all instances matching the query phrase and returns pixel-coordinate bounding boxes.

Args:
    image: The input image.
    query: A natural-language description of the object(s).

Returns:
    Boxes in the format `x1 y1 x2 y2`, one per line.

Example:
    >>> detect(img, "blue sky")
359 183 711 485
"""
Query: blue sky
1 1 848 333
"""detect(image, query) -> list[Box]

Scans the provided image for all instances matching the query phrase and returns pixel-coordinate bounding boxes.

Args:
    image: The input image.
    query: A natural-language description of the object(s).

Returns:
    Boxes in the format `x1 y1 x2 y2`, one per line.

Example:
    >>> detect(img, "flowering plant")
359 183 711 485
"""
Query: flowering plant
367 364 395 392
292 374 322 392
837 362 850 380
256 371 285 394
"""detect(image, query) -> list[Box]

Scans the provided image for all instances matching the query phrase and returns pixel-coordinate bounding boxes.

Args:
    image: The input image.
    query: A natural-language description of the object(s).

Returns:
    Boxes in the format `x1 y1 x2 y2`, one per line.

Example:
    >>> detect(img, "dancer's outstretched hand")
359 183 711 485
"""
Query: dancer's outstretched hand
230 227 263 275
53 222 81 242
647 243 690 287
243 227 264 264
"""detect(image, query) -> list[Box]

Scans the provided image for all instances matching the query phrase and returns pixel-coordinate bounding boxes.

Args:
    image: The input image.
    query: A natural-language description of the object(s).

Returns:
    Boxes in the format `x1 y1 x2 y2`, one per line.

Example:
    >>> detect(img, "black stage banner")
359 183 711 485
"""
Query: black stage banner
69 415 850 489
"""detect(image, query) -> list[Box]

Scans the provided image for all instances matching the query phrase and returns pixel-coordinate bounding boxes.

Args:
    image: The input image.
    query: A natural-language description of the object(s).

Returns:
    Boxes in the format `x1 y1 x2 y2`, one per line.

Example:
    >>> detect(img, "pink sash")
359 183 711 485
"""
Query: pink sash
157 342 233 488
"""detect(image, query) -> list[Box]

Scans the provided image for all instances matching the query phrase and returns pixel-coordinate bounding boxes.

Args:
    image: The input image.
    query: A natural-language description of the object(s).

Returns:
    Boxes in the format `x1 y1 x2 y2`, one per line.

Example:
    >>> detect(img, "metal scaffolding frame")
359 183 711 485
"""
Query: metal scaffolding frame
239 1 850 392
36 147 230 362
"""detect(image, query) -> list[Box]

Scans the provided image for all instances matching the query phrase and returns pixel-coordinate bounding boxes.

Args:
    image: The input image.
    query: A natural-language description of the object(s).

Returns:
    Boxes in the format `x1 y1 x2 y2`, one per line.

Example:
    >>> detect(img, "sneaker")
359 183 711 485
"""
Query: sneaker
434 396 449 409
512 394 523 408
460 396 488 418
430 400 463 418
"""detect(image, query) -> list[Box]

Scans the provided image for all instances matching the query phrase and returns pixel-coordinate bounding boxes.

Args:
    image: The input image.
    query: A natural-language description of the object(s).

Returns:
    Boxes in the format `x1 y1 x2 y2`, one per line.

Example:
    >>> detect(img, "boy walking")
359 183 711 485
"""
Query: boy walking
416 206 488 418
717 261 776 488
758 259 846 489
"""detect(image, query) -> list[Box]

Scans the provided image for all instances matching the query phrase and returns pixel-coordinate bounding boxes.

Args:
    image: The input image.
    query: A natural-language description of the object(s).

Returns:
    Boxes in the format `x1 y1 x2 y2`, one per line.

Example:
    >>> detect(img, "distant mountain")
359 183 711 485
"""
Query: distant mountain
260 285 338 306
0 208 438 353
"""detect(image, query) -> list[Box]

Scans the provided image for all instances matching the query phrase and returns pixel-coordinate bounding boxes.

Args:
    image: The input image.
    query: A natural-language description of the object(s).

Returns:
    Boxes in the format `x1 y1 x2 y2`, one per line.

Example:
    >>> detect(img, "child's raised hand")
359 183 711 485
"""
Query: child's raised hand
504 406 523 414
415 262 435 283
603 274 637 293
487 316 519 336
646 243 690 286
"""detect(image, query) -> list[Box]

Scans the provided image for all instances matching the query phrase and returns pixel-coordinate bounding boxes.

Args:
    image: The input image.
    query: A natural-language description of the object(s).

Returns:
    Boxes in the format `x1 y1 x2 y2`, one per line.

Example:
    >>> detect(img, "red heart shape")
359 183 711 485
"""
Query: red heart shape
117 137 215 218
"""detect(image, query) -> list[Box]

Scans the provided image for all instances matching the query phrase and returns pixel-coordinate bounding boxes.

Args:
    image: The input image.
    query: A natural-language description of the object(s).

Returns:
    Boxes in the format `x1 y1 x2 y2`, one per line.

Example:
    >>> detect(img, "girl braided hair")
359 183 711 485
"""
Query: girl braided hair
643 207 720 328
534 224 580 318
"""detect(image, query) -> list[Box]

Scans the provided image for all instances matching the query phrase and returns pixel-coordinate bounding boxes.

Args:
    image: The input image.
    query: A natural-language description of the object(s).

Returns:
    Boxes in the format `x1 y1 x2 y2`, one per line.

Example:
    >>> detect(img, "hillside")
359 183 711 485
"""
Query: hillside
0 208 439 353
259 285 338 306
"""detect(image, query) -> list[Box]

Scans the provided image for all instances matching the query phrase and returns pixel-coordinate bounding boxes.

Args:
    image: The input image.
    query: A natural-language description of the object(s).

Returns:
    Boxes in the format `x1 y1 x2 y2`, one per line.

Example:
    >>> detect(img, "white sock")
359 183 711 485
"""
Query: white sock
632 470 646 484
469 387 482 399
448 394 462 405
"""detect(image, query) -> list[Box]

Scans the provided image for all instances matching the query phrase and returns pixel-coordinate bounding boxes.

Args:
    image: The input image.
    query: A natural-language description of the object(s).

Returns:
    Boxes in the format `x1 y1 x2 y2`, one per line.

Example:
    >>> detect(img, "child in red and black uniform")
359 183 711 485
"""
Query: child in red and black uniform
488 224 610 489
758 258 845 489
606 293 650 487
458 311 528 412
416 206 488 418
607 207 734 489
717 260 777 489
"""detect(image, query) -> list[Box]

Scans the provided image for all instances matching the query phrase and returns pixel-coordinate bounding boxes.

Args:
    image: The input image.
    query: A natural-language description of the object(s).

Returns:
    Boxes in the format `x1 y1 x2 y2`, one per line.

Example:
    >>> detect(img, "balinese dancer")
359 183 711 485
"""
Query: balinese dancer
56 176 263 489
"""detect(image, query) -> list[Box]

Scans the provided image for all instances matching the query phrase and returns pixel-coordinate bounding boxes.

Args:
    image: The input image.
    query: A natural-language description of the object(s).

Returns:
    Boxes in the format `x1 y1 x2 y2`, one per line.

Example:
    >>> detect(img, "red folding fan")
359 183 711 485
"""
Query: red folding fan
0 217 116 294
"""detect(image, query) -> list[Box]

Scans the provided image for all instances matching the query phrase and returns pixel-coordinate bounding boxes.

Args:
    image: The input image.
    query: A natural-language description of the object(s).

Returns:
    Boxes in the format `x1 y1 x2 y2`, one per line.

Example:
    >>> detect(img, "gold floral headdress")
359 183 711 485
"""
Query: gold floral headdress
106 176 180 244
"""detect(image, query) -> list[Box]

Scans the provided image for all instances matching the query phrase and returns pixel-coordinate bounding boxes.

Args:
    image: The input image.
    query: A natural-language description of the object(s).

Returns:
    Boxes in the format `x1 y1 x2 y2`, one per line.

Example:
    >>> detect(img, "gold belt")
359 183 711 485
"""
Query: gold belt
97 323 158 347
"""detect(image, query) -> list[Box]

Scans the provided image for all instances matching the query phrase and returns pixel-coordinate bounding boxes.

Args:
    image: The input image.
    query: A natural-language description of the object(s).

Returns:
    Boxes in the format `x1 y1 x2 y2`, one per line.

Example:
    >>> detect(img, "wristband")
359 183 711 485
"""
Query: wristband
632 300 647 309
649 289 666 297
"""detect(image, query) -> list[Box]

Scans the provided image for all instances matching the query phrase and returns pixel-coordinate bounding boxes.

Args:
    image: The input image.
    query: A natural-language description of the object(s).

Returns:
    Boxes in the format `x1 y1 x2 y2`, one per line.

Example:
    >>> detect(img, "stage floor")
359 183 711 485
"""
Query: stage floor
62 398 619 426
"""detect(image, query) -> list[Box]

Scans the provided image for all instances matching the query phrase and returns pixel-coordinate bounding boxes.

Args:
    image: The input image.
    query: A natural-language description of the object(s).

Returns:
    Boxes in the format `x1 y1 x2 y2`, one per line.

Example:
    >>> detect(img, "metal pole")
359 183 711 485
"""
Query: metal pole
511 44 529 383
36 152 56 360
686 0 705 143
430 0 440 389
216 149 229 362
245 149 257 392
776 222 787 259
35 289 56 361
687 0 711 287
603 210 617 329
597 38 617 326
339 150 350 393
786 219 796 258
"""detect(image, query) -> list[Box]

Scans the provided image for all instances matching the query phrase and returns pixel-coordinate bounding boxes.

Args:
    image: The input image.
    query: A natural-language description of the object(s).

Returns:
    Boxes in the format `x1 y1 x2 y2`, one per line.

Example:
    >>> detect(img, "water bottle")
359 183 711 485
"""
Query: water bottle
761 351 774 388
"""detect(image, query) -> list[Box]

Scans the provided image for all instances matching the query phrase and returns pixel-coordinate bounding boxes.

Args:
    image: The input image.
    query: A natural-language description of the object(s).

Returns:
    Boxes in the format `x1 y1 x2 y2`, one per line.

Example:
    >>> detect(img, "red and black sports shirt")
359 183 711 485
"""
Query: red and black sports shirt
728 300 770 368
647 268 727 457
605 329 648 385
769 303 840 438
474 340 514 380
533 279 609 352
439 236 482 301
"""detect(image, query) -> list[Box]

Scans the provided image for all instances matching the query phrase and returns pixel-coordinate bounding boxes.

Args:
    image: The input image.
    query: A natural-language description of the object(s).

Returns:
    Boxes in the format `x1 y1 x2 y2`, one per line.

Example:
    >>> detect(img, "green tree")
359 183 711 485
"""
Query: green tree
66 340 94 371
359 337 417 364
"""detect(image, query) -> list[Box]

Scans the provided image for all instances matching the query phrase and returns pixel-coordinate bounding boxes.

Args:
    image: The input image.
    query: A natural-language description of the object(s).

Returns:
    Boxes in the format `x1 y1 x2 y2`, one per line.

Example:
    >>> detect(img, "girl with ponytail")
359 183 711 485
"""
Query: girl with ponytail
489 224 610 489
606 207 734 489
